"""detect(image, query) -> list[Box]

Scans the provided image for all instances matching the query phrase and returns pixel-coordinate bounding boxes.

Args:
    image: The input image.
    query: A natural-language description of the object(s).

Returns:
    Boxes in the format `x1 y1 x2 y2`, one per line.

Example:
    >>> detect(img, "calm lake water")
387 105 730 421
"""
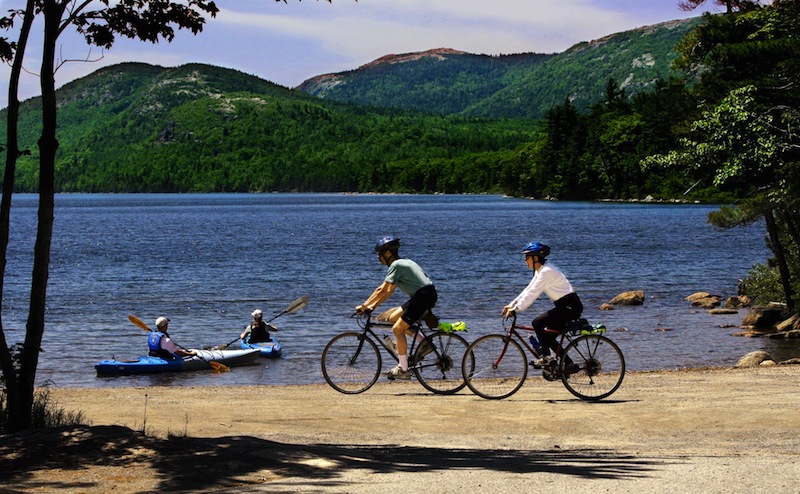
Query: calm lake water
2 193 795 389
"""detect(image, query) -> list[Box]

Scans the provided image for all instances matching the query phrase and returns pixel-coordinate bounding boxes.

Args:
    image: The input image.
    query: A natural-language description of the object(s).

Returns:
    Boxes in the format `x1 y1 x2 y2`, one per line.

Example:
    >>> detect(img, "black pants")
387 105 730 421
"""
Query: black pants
532 292 583 356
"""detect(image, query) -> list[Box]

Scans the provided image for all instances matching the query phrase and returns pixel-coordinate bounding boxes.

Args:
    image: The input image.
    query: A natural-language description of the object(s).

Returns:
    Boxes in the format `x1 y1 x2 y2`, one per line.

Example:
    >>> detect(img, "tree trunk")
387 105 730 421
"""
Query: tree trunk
764 208 795 313
776 207 799 312
0 0 36 433
10 1 62 432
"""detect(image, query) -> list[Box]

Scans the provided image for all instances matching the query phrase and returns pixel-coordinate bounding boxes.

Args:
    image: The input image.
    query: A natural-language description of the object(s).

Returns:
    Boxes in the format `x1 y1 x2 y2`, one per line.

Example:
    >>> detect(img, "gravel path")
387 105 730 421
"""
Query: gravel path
2 366 798 493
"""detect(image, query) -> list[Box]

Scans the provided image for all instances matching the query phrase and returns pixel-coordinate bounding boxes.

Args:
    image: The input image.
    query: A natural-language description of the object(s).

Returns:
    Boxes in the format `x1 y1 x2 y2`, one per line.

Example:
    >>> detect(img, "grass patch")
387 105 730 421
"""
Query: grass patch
1 386 87 433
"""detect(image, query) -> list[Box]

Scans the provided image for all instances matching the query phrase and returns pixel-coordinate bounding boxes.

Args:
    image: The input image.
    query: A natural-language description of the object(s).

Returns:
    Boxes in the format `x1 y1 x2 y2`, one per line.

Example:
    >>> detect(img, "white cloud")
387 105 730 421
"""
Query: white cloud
217 0 630 57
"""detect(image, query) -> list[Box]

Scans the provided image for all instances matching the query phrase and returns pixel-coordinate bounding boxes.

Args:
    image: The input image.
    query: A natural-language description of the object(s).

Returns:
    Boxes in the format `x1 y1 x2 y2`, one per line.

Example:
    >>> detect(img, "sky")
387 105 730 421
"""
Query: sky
0 0 724 108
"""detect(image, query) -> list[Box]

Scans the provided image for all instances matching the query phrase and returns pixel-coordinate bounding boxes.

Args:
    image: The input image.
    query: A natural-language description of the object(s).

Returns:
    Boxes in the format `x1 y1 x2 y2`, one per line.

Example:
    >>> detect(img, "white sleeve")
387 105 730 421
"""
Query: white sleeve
510 272 546 312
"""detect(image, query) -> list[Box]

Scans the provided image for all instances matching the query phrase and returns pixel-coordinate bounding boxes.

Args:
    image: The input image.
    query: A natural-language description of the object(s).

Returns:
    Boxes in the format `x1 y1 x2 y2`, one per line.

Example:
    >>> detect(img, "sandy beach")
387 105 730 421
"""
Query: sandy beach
2 365 799 493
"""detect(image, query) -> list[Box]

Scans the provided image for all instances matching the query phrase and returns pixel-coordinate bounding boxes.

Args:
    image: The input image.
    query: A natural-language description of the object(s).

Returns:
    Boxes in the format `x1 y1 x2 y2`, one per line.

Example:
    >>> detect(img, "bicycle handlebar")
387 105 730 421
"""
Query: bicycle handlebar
502 312 517 331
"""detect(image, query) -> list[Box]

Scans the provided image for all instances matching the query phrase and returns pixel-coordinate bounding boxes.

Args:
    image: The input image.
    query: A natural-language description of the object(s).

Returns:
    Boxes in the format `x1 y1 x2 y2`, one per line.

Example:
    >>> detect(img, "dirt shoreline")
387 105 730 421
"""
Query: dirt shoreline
2 366 799 493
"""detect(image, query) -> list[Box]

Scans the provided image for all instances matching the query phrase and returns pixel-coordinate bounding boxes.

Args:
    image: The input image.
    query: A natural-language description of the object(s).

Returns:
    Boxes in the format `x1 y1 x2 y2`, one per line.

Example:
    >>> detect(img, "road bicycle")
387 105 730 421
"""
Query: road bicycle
462 314 625 401
321 310 473 395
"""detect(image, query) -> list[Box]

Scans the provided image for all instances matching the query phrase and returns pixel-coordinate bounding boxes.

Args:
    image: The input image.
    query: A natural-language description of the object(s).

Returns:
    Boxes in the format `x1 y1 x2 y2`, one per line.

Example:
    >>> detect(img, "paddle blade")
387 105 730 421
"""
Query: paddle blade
209 361 230 373
285 295 309 315
128 315 151 332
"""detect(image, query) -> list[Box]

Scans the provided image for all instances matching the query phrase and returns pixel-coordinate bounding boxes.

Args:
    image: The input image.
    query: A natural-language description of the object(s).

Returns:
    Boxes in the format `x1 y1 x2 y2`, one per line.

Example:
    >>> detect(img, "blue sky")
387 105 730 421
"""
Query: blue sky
0 0 723 107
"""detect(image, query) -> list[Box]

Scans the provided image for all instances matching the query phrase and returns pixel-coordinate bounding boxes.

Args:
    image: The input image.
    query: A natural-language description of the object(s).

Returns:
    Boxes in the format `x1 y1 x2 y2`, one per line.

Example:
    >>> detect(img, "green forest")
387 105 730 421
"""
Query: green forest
3 62 538 194
298 19 702 120
1 16 706 199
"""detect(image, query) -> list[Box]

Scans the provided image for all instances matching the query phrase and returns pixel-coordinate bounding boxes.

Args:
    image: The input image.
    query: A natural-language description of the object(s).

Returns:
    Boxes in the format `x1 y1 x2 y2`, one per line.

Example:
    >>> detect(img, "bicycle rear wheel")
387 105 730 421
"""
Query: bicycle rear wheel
413 331 471 394
463 334 527 400
321 332 381 394
560 334 625 401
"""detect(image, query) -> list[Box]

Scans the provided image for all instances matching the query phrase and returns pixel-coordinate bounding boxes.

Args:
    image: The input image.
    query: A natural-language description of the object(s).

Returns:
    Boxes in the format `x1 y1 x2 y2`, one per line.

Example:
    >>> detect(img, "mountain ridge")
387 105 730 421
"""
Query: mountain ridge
295 17 702 119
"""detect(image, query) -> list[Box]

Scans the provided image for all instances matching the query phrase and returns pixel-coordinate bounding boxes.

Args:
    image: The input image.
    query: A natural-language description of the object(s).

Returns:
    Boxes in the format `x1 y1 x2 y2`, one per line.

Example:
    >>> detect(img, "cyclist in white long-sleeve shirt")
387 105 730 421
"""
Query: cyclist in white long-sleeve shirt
502 241 583 368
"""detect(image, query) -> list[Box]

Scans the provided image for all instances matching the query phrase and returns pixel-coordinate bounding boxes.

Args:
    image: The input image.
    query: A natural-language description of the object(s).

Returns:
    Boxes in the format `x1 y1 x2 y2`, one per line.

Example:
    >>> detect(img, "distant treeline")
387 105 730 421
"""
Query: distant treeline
1 68 716 201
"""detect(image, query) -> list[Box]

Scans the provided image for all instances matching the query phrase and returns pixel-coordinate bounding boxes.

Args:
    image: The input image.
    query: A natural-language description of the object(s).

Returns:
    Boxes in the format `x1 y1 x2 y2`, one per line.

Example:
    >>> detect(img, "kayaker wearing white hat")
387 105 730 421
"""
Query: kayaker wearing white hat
147 316 196 359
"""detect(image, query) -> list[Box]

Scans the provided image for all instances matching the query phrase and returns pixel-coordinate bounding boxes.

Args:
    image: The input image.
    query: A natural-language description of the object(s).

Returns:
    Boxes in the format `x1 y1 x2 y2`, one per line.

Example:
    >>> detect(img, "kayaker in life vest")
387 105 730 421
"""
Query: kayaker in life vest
240 309 276 344
148 317 197 359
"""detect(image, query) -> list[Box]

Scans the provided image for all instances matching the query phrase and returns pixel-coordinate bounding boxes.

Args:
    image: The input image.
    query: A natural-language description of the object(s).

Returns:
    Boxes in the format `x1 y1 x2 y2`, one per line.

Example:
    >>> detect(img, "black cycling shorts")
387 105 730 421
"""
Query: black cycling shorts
401 284 438 325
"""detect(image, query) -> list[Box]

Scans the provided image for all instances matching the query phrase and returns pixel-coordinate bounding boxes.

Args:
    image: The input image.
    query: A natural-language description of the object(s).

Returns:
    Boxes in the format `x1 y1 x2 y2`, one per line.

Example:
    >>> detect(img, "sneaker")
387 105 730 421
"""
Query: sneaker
386 364 411 381
531 355 555 369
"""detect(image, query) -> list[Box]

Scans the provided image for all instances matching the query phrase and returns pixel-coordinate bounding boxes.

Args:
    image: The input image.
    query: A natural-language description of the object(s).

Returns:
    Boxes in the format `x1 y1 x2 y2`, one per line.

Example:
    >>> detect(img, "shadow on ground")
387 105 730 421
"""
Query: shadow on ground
0 425 670 492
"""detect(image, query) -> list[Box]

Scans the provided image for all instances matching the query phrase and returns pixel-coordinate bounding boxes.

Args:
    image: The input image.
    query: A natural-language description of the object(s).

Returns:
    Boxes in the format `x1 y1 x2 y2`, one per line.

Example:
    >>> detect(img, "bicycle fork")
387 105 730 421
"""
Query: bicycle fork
492 335 515 369
349 333 371 366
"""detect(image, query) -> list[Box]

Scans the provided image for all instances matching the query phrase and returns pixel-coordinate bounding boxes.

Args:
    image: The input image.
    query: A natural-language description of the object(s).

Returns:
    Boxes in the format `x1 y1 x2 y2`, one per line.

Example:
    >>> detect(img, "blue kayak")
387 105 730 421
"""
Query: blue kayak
240 337 282 358
95 348 260 376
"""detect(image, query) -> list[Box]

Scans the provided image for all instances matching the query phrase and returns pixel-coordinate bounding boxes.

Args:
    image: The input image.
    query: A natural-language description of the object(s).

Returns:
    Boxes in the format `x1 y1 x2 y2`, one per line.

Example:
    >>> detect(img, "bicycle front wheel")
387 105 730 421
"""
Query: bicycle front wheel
560 334 625 401
321 332 381 394
414 331 471 395
463 334 527 400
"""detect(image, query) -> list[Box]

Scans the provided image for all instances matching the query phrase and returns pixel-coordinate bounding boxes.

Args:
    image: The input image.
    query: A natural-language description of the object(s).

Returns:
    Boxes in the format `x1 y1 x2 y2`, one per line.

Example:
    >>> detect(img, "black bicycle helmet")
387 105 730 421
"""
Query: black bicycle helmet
521 241 550 259
374 236 401 254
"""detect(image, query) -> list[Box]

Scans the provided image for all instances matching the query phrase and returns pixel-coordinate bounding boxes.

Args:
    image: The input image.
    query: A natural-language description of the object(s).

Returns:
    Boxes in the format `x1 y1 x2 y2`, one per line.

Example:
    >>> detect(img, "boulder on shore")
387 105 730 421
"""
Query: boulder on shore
742 305 789 330
686 292 721 309
775 314 800 332
736 350 774 367
725 295 750 309
608 291 644 306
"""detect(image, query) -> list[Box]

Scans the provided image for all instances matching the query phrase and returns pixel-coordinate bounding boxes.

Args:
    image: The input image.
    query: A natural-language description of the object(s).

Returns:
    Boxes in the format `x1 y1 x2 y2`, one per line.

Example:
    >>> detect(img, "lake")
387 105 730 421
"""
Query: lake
2 193 795 389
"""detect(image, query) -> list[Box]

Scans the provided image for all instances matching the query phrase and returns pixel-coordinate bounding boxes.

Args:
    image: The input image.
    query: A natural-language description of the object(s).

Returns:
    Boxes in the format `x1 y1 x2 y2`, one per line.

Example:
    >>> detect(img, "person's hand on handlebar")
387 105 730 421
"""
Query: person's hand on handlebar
355 304 372 314
502 305 516 319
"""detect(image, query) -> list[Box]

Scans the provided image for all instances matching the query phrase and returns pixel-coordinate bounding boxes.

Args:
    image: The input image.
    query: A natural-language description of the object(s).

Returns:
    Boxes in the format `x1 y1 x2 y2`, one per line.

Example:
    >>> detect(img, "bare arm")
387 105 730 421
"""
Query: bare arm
356 281 397 312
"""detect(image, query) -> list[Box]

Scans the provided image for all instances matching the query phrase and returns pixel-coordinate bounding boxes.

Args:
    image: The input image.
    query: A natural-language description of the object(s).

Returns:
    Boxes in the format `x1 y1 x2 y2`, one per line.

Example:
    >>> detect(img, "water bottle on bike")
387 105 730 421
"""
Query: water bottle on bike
383 335 398 356
528 333 542 353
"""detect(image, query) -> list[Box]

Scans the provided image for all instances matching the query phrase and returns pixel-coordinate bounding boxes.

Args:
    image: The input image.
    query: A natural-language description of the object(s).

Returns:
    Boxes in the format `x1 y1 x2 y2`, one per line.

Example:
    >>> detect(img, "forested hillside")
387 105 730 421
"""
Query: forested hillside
297 18 701 119
465 19 702 119
0 14 723 200
297 49 553 116
2 63 534 193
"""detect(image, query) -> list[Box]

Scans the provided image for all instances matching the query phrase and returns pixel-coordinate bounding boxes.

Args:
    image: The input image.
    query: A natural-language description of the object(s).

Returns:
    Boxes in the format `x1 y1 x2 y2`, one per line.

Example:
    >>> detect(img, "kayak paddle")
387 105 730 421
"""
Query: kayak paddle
266 294 309 323
216 295 309 349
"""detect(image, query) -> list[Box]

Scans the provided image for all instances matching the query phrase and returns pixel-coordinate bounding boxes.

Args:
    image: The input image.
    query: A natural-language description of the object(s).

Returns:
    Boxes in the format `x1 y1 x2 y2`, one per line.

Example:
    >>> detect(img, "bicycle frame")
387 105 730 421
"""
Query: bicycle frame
354 311 426 362
463 314 625 401
501 315 570 363
322 310 472 395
